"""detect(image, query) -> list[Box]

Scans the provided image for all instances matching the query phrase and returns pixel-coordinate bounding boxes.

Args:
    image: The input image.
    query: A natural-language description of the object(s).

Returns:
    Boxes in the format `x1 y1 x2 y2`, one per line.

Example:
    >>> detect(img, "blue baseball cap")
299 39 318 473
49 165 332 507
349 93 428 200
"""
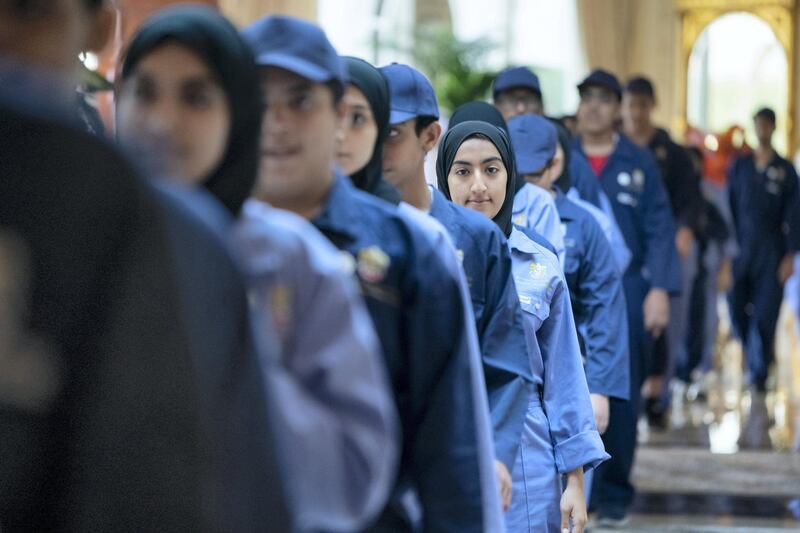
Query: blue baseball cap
507 114 558 174
241 15 346 86
379 63 439 126
493 66 541 99
578 69 622 100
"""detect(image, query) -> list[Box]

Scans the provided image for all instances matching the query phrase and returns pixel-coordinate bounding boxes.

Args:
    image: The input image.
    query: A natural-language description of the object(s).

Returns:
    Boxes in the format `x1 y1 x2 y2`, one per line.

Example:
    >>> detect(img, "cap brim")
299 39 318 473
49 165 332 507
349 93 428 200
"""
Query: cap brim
254 52 333 83
515 153 550 175
389 109 418 126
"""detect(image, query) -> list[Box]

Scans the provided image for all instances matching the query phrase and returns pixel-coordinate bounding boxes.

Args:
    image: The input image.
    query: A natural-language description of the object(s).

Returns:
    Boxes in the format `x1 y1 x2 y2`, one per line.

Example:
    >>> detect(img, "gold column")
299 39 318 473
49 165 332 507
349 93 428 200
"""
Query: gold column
218 0 316 27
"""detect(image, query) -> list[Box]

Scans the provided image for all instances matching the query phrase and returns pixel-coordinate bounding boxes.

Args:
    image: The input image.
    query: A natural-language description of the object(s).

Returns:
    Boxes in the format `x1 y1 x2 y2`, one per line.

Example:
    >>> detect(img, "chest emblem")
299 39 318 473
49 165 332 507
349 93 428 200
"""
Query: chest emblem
455 249 465 264
617 172 631 187
513 214 526 226
633 169 645 188
529 262 547 279
357 246 391 283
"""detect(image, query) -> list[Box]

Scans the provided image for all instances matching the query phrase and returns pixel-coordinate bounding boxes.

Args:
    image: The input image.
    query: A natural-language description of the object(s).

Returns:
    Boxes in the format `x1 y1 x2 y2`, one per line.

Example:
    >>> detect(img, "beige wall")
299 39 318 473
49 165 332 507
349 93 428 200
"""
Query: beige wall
218 0 316 27
576 0 684 138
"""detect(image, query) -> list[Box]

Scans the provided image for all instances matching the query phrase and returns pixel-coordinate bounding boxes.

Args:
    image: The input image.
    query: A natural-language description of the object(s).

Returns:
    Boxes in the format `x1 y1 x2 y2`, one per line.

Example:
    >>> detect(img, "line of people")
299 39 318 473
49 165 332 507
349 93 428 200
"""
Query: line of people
3 2 797 532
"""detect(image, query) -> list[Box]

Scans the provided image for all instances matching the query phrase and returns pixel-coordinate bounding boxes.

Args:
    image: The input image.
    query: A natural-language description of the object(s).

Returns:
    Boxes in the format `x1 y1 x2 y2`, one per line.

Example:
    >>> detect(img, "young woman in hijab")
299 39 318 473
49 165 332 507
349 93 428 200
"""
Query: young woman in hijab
336 56 401 204
436 120 608 533
116 6 399 531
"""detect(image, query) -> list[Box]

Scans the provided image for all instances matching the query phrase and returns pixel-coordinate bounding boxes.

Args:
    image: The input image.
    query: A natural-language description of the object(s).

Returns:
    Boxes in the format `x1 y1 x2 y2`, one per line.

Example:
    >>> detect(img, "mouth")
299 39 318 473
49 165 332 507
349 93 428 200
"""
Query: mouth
466 198 491 207
263 147 301 161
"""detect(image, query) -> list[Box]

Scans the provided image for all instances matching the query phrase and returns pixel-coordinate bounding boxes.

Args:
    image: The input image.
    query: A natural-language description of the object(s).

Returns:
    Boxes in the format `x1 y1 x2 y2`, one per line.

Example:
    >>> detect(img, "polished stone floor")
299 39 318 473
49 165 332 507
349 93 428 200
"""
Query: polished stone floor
589 304 800 531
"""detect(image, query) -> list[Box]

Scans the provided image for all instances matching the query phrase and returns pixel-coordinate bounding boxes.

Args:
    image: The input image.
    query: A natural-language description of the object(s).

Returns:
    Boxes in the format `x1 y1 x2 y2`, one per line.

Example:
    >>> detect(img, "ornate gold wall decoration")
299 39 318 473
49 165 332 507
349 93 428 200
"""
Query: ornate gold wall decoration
675 0 797 153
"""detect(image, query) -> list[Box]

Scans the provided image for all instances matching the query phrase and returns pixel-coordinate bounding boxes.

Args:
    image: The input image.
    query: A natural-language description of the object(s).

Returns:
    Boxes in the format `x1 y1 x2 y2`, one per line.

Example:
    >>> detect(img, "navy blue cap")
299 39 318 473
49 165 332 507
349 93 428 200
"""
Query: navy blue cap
241 15 345 86
625 76 655 99
578 69 622 100
493 66 541 99
507 114 558 174
379 63 439 125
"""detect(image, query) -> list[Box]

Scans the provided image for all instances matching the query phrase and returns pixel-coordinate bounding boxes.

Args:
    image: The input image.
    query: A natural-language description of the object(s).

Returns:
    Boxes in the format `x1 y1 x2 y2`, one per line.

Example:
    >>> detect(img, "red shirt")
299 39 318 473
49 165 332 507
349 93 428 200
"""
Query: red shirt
586 154 610 176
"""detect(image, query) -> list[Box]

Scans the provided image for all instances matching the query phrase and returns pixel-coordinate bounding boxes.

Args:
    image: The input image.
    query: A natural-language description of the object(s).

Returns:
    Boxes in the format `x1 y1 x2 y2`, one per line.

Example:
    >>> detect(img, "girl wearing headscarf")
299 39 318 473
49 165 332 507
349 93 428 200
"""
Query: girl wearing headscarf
116 6 398 531
449 103 566 264
437 120 608 533
336 56 401 204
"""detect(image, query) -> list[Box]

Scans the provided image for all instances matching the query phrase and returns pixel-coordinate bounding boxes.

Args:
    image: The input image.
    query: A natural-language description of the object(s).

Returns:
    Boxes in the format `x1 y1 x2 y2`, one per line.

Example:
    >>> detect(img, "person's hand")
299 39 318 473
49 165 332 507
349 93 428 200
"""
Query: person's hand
641 375 664 398
590 393 610 434
494 460 512 512
560 468 587 533
643 288 670 337
778 253 796 285
675 226 695 258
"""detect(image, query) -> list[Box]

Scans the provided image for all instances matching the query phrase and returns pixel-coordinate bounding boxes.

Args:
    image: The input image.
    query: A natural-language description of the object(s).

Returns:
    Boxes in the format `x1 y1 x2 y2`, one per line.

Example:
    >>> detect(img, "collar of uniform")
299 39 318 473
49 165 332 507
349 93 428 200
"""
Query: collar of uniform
574 133 639 169
429 186 455 223
311 172 361 239
553 188 578 221
507 225 539 254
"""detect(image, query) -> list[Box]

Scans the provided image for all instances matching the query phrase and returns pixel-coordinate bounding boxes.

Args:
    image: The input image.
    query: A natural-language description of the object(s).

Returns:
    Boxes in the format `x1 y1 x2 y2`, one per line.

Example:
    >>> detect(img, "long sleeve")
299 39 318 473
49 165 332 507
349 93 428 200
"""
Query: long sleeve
406 242 484 532
480 232 534 470
538 275 609 474
576 216 630 400
642 155 681 293
235 206 399 532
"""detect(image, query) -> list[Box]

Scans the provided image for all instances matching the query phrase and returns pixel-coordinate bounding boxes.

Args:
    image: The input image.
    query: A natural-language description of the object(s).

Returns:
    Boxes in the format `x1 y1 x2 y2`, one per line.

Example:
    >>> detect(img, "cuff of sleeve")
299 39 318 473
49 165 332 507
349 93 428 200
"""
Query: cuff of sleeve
553 430 610 475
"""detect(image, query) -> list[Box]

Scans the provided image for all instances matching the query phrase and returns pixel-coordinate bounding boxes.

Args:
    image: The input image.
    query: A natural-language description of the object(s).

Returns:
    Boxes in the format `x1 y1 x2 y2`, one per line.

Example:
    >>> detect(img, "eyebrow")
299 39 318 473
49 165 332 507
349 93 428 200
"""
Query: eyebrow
288 81 314 94
454 156 502 166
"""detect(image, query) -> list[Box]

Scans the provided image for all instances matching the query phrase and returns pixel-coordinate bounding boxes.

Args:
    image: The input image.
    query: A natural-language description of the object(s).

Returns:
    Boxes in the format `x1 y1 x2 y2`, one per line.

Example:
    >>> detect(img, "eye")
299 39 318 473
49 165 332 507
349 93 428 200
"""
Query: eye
183 85 213 109
133 79 156 104
486 166 500 174
290 93 314 112
388 127 400 138
351 112 367 127
453 167 469 177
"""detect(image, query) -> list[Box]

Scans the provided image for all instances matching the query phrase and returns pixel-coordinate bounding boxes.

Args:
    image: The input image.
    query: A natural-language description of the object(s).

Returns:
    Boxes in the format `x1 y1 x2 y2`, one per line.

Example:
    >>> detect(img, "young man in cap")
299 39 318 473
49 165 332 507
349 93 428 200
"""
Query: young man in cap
728 107 800 392
381 62 536 526
507 112 630 503
243 16 486 532
493 65 544 120
571 68 681 526
623 75 705 423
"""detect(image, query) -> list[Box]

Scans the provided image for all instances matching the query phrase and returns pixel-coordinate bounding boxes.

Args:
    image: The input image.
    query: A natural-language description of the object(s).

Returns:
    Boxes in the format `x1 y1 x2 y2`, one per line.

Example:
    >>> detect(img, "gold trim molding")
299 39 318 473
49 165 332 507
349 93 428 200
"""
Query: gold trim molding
675 0 798 153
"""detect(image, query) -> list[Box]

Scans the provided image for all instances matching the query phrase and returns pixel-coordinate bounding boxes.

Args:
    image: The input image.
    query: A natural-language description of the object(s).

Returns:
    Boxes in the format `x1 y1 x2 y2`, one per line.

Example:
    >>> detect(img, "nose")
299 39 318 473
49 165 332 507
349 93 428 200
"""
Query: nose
470 169 488 194
145 97 180 138
263 104 290 138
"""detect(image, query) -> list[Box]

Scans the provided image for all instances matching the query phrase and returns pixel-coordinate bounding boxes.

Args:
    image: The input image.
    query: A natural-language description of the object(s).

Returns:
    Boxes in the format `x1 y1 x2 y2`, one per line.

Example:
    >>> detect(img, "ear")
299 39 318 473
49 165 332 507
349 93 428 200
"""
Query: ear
421 121 442 153
86 3 115 53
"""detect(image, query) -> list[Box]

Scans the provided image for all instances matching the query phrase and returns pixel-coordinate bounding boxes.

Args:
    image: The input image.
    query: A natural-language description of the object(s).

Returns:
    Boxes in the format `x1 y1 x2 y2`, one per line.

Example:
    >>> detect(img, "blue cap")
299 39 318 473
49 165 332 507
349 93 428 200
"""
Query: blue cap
241 15 345 86
507 114 558 174
379 63 439 125
578 69 622 100
493 66 541 99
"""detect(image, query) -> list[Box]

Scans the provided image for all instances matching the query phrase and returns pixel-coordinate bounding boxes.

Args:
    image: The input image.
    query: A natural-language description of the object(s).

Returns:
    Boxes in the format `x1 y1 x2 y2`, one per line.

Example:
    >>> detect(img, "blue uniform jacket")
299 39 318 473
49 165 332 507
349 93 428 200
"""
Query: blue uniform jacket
233 200 399 532
728 153 800 277
571 135 681 294
312 175 483 532
512 183 565 265
428 188 534 470
508 228 609 474
555 190 630 400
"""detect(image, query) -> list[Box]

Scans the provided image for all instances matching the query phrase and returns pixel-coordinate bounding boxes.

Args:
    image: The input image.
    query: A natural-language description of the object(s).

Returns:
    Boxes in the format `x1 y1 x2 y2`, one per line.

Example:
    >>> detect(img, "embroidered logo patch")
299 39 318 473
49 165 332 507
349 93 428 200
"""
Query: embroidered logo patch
529 262 547 279
357 246 390 283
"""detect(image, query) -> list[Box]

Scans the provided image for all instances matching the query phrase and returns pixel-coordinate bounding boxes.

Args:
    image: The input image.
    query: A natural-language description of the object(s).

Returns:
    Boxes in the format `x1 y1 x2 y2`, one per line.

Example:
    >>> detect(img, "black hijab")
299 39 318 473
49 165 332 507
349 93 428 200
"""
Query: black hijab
551 118 572 192
449 101 509 136
436 120 517 237
343 56 401 205
448 101 531 194
121 5 262 216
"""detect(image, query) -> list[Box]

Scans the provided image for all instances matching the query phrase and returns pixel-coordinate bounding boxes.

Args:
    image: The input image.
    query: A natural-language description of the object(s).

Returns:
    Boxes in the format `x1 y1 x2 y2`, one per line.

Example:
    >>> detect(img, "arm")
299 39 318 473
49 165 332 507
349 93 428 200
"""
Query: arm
407 244 484 532
642 154 681 294
241 218 399 533
538 273 609 474
577 217 631 401
480 232 535 470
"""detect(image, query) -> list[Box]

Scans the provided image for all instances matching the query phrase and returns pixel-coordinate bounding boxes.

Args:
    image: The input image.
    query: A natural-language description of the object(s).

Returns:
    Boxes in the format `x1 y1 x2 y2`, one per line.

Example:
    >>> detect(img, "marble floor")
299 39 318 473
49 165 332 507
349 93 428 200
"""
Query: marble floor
590 304 800 531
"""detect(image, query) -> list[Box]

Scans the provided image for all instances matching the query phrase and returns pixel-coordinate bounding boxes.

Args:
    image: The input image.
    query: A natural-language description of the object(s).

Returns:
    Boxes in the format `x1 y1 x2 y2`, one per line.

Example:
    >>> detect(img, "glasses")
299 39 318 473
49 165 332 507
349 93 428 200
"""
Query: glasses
496 93 540 110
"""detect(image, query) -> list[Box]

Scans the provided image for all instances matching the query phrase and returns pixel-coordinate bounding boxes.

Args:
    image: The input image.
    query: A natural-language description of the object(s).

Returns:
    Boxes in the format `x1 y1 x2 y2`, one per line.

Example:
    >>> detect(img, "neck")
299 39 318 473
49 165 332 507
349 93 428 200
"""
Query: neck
255 173 333 221
626 124 656 147
397 169 431 212
581 129 615 156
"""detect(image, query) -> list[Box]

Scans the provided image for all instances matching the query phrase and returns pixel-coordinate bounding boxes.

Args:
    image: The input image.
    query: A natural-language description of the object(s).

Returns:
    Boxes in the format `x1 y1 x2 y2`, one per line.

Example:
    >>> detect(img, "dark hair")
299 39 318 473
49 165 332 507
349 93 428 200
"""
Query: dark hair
754 107 776 125
625 76 655 99
414 115 438 136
